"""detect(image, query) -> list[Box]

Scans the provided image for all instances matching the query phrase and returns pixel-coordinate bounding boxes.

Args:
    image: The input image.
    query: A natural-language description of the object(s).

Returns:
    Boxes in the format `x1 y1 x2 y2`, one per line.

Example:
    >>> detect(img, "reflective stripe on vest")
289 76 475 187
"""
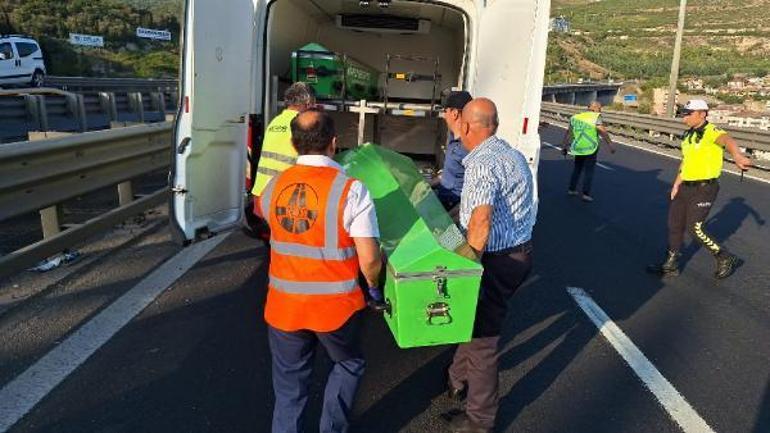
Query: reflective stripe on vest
570 112 600 156
252 109 299 196
269 276 358 295
680 122 726 181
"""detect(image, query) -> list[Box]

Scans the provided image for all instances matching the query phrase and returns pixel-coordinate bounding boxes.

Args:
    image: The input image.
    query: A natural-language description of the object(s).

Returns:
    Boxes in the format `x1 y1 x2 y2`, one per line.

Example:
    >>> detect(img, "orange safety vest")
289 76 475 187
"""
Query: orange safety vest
258 164 364 332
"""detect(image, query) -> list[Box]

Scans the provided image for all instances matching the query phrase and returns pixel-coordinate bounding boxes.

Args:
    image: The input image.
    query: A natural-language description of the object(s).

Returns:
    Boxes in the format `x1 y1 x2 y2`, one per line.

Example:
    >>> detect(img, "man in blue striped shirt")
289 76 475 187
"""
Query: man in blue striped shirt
444 98 535 433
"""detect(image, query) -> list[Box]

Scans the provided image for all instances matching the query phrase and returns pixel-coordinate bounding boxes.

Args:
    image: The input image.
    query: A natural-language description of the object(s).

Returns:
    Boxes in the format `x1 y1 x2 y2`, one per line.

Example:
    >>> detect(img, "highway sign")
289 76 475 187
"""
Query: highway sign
69 33 104 47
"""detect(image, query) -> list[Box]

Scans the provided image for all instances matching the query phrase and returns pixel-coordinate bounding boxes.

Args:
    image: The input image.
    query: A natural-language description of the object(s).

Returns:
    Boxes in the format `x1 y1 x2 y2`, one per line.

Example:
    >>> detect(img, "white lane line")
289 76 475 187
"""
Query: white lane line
0 234 229 432
542 142 615 171
567 287 716 433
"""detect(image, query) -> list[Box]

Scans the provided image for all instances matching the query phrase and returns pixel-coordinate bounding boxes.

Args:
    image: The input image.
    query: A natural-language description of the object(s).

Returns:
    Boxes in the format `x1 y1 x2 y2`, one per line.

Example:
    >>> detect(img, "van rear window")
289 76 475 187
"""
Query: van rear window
15 42 39 58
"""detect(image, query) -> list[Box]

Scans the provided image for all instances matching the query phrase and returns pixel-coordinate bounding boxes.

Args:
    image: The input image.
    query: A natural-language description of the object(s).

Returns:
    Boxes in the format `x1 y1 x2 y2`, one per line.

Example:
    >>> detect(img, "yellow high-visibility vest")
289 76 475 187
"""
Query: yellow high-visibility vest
680 122 726 181
252 109 300 196
569 111 601 156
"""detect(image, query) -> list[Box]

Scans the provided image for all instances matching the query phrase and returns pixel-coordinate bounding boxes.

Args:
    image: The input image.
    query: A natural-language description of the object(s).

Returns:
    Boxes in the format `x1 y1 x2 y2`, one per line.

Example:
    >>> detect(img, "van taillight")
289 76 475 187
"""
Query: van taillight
184 96 190 113
306 66 317 82
522 117 529 135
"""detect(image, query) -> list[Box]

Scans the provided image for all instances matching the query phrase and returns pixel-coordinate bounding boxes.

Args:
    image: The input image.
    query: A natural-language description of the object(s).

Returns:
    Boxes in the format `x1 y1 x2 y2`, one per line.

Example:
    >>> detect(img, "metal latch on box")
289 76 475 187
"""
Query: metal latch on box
432 266 449 298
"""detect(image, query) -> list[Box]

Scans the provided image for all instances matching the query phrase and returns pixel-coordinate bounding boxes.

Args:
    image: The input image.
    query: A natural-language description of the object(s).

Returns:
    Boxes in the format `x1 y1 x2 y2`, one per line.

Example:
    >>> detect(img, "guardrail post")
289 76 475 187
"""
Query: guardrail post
24 95 43 131
35 95 49 132
129 92 145 123
118 181 134 206
40 205 61 239
99 92 118 122
65 93 88 132
151 91 166 113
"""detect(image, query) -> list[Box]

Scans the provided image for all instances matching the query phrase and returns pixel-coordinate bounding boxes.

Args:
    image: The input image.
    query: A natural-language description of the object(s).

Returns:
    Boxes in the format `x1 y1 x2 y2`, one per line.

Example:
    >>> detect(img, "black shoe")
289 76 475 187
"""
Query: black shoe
646 250 681 276
714 251 738 279
446 412 491 433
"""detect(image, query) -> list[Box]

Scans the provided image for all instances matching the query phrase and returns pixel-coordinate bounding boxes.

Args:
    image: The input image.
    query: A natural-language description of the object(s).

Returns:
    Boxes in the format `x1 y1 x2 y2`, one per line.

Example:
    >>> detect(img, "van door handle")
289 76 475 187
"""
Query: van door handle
177 137 191 154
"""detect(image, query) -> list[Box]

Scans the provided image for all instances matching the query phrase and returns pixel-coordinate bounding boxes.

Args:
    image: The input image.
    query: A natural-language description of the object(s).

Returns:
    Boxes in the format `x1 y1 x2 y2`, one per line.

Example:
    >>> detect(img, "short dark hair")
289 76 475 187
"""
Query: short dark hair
290 109 336 155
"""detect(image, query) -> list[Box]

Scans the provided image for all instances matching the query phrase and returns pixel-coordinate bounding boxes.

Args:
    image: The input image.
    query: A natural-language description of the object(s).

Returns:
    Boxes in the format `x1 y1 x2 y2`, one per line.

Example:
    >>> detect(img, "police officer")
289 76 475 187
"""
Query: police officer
561 101 616 202
251 82 316 197
256 110 382 433
647 99 752 279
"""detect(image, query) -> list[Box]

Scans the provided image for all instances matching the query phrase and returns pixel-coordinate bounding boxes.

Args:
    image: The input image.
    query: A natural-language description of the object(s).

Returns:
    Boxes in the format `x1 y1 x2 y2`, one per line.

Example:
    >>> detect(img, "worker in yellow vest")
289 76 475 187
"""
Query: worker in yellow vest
647 99 752 279
561 101 616 202
245 82 316 240
252 82 317 196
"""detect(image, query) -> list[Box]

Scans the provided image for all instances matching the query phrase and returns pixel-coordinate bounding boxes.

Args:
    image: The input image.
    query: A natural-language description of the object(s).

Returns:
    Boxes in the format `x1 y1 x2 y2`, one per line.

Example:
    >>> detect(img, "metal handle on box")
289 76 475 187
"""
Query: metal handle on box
426 302 452 326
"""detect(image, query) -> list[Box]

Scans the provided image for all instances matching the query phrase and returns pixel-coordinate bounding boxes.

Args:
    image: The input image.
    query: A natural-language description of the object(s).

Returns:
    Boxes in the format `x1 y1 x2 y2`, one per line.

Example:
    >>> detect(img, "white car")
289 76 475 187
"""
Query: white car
0 35 46 88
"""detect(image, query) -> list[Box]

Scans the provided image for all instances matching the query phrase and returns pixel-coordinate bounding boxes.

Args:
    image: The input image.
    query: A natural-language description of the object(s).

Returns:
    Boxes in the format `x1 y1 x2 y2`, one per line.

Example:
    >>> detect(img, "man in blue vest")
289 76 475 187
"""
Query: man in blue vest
561 101 616 202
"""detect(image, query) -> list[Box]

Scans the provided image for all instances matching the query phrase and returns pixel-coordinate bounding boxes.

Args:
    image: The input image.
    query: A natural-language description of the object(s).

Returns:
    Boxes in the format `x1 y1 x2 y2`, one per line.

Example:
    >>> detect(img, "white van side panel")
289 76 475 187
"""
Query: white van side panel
172 0 259 241
469 0 549 176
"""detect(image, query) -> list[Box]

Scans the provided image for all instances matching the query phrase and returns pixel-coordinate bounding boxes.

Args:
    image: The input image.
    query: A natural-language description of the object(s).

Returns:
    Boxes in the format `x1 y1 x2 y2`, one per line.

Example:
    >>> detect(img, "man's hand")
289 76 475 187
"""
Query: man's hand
734 154 752 171
561 147 569 156
670 182 681 201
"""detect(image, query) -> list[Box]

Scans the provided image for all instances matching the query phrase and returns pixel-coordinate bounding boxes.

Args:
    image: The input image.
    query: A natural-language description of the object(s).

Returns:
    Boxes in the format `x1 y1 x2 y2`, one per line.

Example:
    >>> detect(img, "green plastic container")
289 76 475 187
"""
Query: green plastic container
291 43 380 101
336 144 482 348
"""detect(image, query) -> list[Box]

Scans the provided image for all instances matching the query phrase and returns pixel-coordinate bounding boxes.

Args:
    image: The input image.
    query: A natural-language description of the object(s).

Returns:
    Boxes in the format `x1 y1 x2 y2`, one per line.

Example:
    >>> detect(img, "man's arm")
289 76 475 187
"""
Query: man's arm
671 163 683 201
597 125 616 153
716 133 751 170
353 237 382 289
562 124 573 153
466 205 492 255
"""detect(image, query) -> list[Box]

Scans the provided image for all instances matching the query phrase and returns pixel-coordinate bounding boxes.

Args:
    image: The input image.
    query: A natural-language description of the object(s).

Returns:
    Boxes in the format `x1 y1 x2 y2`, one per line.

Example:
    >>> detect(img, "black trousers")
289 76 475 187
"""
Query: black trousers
668 181 721 255
569 152 598 195
447 242 533 428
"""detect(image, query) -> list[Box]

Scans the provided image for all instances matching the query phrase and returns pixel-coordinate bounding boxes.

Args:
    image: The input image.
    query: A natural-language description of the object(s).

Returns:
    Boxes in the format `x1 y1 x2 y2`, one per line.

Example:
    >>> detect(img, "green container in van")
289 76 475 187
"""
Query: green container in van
336 144 482 348
291 42 379 101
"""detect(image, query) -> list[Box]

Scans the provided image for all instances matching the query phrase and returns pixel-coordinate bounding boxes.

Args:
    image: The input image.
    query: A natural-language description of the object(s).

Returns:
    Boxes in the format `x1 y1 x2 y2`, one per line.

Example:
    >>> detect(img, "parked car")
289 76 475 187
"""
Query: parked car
0 35 46 88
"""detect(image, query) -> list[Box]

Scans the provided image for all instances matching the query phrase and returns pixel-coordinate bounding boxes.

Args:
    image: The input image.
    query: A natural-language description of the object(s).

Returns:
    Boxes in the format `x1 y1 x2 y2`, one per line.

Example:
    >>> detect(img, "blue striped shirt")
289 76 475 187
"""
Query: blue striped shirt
460 135 536 252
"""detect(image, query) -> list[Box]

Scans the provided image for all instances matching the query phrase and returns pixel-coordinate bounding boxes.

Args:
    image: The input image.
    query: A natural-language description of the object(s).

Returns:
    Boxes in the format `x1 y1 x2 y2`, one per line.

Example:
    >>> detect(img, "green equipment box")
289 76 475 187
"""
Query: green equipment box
336 144 482 348
291 42 380 101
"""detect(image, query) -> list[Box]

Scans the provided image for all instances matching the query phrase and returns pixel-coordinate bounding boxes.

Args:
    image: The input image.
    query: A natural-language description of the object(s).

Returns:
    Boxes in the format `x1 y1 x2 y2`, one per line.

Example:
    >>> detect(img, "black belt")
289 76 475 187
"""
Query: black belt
487 240 532 256
682 178 718 187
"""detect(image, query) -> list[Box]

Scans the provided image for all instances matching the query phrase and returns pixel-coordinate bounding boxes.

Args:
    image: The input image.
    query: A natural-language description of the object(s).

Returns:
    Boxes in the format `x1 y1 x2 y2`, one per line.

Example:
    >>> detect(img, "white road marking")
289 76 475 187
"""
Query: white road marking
567 287 717 433
0 234 229 432
542 142 615 171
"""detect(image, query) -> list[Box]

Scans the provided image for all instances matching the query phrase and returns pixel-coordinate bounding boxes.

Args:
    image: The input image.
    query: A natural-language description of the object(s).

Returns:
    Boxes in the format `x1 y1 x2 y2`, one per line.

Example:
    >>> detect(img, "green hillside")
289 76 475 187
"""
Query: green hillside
0 0 181 77
547 0 770 83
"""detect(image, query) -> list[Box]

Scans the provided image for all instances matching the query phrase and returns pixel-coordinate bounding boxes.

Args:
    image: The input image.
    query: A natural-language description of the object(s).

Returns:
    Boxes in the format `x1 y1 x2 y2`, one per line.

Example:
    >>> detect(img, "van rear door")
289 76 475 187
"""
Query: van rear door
171 0 260 242
470 0 549 173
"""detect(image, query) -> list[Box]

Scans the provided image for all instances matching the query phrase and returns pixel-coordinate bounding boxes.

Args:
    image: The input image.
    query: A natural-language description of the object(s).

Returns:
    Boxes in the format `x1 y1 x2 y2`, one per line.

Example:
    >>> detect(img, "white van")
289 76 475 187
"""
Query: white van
171 0 551 243
0 35 46 88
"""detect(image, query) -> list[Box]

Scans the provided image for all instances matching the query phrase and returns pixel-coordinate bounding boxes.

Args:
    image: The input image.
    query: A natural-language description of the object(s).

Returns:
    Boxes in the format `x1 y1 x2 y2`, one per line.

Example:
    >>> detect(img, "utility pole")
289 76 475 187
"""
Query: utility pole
666 0 687 117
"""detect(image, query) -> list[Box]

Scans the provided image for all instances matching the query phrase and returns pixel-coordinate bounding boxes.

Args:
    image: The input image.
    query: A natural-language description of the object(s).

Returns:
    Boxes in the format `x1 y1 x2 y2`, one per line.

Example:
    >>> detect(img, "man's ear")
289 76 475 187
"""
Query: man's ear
330 136 338 154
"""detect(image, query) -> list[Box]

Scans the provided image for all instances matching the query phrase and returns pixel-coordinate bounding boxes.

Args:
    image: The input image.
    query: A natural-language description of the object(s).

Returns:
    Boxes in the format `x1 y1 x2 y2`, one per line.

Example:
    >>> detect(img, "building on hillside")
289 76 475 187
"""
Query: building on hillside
724 112 770 131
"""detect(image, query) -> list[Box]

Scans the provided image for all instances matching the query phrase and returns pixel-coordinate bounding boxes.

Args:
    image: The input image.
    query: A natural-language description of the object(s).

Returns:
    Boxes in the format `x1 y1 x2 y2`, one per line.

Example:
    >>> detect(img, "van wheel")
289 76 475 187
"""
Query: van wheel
31 70 44 88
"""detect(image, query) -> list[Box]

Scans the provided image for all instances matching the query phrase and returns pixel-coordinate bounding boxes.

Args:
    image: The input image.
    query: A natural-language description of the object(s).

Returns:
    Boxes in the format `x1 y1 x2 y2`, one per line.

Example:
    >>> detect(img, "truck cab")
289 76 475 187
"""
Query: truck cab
171 0 551 243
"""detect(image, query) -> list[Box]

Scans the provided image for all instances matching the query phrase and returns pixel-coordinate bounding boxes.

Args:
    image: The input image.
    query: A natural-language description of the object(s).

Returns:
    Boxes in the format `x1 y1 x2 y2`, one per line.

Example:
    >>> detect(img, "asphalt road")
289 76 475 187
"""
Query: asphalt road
1 125 768 433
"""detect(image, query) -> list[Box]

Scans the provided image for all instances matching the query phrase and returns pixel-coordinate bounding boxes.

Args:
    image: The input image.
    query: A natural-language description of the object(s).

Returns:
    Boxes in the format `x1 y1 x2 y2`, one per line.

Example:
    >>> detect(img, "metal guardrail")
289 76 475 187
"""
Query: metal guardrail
44 76 178 93
1 87 172 143
541 102 770 170
0 123 173 279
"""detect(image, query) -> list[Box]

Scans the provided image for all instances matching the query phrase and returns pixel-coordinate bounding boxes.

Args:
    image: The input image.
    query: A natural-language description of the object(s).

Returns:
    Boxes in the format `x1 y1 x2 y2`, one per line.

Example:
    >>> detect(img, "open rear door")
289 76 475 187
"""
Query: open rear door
171 0 260 243
469 0 550 178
